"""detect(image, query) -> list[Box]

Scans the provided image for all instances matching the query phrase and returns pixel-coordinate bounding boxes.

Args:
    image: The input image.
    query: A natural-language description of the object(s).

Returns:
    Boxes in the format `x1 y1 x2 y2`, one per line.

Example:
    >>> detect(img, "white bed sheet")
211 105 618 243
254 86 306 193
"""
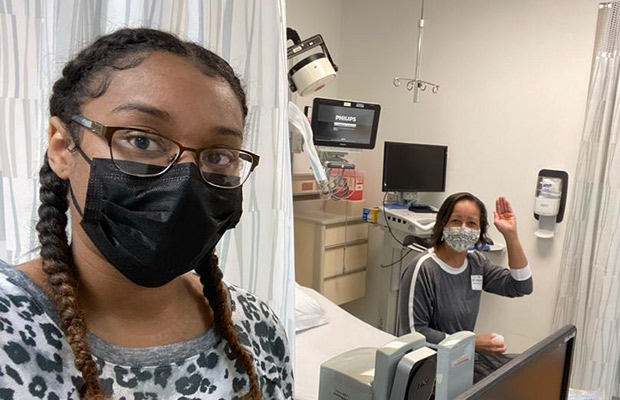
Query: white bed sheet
294 287 395 400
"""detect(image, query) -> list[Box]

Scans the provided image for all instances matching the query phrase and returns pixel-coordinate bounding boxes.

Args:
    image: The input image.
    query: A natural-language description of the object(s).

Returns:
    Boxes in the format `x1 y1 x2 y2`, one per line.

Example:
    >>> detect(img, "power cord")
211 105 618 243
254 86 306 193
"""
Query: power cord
383 192 407 247
342 198 349 274
320 167 358 201
381 248 414 268
382 192 422 269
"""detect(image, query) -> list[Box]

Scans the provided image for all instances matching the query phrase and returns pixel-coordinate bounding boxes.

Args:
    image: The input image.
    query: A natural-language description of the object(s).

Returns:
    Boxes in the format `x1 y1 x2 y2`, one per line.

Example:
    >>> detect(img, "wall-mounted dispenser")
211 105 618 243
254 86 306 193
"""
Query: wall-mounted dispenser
534 169 569 238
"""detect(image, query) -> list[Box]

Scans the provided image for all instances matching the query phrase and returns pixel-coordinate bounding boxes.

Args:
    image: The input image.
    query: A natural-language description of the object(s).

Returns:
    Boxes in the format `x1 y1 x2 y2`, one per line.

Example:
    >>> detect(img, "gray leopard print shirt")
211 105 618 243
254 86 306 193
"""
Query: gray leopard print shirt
0 262 293 399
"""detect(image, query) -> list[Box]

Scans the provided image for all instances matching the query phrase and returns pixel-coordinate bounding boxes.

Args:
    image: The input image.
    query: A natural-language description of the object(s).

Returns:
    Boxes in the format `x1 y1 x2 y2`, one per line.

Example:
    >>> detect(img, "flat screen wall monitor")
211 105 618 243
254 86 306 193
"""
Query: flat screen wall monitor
382 141 448 192
311 97 381 150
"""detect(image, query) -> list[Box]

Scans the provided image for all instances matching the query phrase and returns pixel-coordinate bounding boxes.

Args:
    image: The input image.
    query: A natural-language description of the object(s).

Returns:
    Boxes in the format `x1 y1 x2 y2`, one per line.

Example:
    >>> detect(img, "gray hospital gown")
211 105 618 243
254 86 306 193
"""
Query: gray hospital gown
0 262 293 399
399 248 533 342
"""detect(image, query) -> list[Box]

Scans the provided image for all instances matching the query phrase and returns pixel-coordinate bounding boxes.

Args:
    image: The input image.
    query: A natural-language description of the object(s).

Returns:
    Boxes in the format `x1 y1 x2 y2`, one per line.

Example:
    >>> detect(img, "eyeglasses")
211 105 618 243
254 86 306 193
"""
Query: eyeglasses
71 115 259 189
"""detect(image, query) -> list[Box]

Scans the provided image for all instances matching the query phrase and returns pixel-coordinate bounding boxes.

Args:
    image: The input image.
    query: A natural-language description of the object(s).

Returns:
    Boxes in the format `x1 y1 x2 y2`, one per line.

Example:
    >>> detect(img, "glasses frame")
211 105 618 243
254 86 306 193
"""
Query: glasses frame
71 115 260 189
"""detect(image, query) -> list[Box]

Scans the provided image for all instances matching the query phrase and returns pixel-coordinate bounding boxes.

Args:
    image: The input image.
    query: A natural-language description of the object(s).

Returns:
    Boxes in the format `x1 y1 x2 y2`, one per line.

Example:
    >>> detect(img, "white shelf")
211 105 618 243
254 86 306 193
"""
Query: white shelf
405 243 506 253
487 243 506 252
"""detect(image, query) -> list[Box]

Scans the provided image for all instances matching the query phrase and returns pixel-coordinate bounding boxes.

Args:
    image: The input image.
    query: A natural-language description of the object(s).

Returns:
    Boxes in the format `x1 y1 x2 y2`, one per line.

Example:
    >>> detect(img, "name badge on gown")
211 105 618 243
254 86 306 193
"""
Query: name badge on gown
471 275 483 291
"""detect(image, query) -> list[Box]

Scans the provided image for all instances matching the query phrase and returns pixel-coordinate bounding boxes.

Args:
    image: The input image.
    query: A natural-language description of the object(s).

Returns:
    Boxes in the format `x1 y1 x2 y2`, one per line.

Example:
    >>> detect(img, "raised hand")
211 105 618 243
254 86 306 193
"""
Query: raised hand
494 196 518 237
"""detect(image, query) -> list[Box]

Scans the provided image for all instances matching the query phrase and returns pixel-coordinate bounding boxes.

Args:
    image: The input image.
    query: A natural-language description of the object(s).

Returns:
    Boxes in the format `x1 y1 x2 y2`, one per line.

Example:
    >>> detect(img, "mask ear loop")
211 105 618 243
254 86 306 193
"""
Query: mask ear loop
67 144 93 219
71 144 93 164
69 186 84 219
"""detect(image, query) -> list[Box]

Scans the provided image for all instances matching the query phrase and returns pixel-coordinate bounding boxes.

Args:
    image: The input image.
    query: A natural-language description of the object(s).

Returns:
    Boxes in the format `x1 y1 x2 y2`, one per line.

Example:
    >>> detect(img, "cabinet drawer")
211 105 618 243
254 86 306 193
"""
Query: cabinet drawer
323 243 368 278
323 270 366 305
324 223 368 247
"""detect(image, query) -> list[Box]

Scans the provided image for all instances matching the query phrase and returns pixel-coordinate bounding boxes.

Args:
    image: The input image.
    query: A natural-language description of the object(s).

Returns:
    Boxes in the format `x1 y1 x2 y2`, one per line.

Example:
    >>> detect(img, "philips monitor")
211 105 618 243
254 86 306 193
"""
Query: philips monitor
311 97 381 149
453 325 576 400
382 142 448 192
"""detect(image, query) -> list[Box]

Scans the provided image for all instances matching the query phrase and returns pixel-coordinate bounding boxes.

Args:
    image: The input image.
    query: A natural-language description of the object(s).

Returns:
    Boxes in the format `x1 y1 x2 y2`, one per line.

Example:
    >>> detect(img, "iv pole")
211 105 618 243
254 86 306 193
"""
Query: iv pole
393 0 440 102
413 0 426 103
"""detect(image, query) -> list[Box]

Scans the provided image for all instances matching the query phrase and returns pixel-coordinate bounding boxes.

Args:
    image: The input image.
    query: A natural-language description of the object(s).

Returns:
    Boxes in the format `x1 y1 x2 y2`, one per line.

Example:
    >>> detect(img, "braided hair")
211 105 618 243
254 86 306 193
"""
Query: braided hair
197 254 261 398
38 28 260 399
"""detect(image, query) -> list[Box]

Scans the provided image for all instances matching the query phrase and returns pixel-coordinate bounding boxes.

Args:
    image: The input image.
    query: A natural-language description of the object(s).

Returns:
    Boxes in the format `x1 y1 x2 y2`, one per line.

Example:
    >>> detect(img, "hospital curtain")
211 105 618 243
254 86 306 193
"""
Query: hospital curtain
552 3 620 397
0 0 295 344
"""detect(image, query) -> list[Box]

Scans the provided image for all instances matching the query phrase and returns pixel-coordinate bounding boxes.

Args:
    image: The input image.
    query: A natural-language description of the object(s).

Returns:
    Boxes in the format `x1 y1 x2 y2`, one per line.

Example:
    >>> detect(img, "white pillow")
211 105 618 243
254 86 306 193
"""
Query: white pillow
295 283 329 332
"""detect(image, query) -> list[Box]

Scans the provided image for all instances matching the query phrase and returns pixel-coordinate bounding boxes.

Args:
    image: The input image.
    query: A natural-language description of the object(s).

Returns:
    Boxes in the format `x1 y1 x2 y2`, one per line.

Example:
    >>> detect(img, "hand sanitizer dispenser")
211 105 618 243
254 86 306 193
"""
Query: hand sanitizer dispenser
534 170 568 239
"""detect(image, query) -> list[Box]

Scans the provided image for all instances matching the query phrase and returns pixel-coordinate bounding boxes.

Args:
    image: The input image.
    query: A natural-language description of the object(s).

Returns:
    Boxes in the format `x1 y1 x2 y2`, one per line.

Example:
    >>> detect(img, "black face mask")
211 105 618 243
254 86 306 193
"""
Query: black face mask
71 157 243 288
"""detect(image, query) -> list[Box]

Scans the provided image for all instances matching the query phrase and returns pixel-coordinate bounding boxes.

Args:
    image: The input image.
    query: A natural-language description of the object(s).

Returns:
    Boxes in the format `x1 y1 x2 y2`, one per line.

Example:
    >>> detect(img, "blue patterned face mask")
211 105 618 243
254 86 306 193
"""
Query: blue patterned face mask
442 227 480 253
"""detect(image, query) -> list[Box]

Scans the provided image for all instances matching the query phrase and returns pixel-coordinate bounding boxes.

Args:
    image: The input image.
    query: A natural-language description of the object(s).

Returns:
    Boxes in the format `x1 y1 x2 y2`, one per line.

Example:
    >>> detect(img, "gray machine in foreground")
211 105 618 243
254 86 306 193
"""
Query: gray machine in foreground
388 346 437 400
318 332 428 400
435 331 476 400
318 331 476 400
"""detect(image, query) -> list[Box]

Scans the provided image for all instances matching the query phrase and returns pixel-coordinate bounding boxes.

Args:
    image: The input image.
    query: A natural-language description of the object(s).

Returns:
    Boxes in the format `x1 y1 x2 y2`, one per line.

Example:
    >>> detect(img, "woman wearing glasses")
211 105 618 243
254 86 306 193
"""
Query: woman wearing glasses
0 28 291 399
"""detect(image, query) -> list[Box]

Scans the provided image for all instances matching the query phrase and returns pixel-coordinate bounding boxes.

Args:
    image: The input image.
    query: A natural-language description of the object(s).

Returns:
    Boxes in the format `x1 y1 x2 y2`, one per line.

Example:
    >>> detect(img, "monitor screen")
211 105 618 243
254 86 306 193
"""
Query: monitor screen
382 142 448 192
311 97 380 149
453 325 576 400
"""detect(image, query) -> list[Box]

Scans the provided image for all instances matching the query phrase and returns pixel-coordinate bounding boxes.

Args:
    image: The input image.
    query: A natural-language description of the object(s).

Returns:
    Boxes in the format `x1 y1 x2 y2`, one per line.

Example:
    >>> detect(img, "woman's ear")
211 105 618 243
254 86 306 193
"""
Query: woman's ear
48 116 76 180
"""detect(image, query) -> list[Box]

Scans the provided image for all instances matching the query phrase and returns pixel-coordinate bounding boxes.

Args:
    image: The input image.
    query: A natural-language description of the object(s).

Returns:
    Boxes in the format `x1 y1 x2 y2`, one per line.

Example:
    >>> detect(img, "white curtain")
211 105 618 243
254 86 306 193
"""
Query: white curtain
0 0 295 344
552 3 620 398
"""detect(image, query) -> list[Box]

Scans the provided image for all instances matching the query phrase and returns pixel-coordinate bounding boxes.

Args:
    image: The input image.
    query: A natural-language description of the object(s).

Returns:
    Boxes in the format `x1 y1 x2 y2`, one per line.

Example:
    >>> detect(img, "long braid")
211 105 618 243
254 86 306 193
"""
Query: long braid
197 252 262 400
36 156 105 399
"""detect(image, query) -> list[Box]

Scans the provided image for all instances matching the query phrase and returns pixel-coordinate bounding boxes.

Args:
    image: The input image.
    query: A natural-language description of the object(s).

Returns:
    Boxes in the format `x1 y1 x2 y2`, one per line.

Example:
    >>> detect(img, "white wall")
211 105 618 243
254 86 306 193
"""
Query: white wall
288 0 599 352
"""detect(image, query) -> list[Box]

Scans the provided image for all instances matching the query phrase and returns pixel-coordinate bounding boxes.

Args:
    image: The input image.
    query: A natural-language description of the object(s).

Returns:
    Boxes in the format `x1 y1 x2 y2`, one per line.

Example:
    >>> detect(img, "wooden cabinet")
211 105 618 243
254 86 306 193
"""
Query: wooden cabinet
294 209 368 305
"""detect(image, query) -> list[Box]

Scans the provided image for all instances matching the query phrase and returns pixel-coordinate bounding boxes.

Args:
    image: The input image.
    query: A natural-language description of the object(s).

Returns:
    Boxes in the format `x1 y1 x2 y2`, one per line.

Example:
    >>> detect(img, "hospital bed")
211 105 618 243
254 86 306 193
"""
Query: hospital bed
294 284 395 399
